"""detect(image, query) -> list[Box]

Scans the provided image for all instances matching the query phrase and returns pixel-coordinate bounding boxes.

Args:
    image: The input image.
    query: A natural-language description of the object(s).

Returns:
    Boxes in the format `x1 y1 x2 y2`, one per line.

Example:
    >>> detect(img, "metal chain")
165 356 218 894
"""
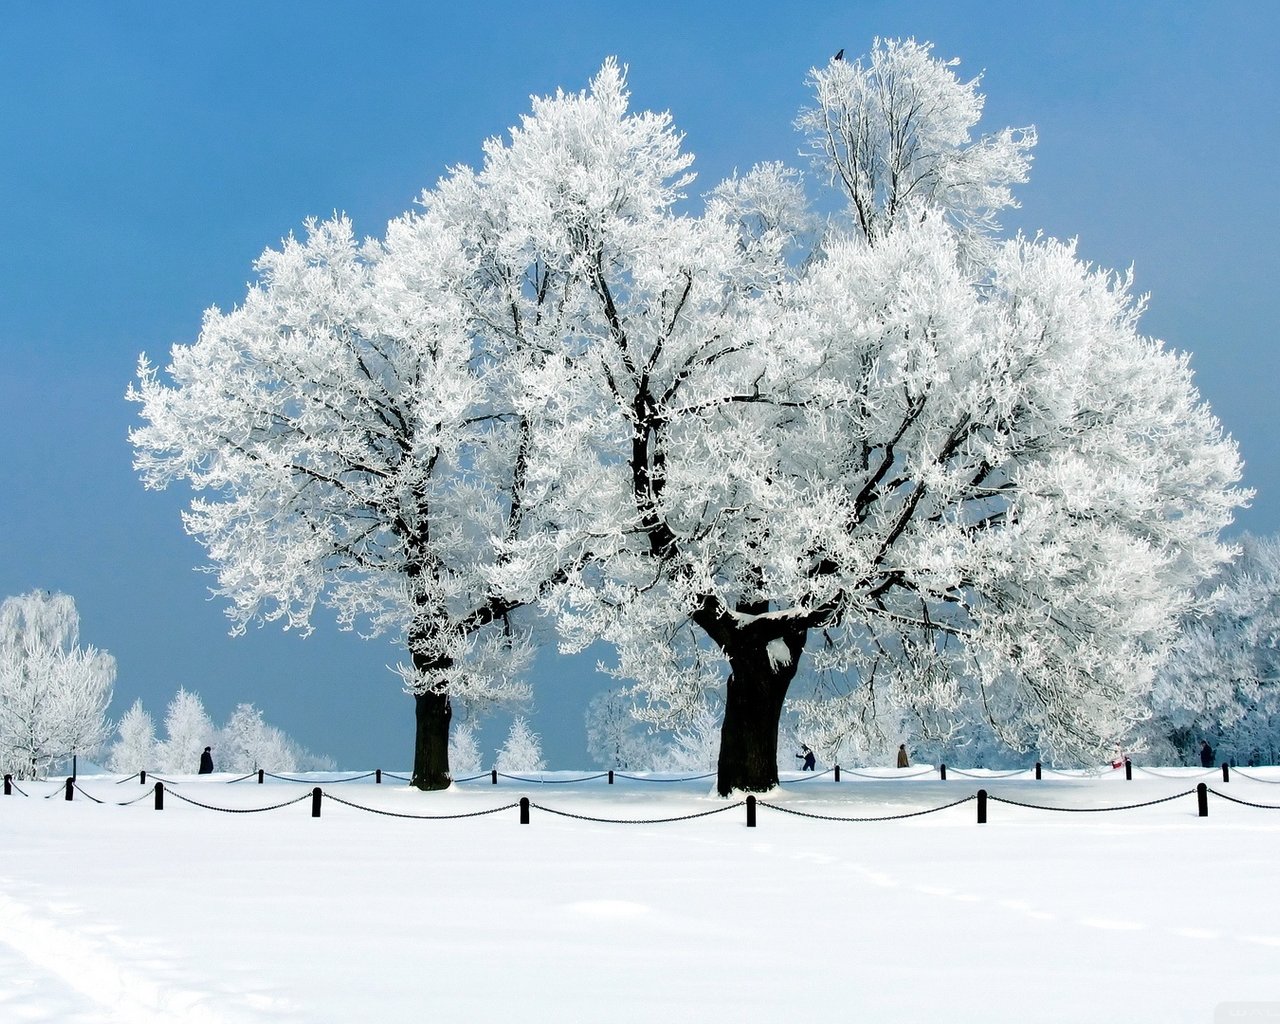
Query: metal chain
71 782 105 804
1228 769 1280 784
113 772 142 785
166 790 313 813
1134 766 1218 779
1206 786 1280 809
527 800 746 824
943 767 1027 779
757 795 977 822
988 789 1197 813
495 772 611 785
114 789 157 807
320 791 520 819
839 767 937 780
612 772 717 783
780 768 835 784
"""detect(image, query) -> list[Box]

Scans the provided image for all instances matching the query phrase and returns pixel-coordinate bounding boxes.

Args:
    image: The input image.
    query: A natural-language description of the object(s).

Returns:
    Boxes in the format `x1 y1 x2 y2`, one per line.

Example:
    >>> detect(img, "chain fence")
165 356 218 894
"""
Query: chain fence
987 789 1198 813
757 794 977 822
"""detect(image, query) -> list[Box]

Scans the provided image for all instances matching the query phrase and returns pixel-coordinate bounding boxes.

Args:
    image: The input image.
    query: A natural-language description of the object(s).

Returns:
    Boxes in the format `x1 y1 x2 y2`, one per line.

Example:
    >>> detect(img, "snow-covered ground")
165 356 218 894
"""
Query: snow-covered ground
2 766 1278 1023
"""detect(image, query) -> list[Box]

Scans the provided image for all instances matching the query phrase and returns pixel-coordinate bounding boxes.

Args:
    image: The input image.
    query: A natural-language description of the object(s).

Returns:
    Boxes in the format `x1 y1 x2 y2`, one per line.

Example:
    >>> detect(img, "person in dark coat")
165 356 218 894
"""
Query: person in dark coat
198 746 214 774
795 744 816 771
896 744 910 768
1199 740 1215 769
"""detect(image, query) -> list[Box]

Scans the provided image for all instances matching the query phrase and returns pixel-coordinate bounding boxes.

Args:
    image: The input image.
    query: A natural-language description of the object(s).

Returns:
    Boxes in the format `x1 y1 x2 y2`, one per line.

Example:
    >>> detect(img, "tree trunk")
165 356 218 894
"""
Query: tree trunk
411 689 452 791
715 631 804 796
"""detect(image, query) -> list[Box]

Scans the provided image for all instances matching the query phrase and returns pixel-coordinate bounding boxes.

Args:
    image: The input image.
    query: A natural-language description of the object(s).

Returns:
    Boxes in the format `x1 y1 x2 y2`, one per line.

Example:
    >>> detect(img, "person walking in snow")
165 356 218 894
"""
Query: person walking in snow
1199 740 1215 769
198 746 214 774
896 744 910 768
795 744 816 771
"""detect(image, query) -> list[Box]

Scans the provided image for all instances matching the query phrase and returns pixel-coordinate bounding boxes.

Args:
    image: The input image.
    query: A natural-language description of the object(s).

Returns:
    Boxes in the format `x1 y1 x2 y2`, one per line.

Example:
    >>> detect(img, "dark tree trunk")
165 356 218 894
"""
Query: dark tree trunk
411 689 452 791
715 630 805 796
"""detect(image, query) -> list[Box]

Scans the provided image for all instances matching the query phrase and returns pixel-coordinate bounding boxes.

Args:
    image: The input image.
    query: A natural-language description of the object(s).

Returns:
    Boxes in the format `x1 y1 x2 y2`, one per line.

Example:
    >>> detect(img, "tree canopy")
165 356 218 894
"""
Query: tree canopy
132 42 1248 792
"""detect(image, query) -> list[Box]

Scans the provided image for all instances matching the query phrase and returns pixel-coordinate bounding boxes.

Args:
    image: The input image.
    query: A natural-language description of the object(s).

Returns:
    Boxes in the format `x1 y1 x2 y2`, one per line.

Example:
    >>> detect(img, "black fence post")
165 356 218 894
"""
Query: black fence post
3 774 11 796
140 770 147 786
375 769 382 784
834 764 841 783
1197 782 1209 817
1221 762 1230 784
977 788 988 824
1035 762 1042 781
491 769 498 785
154 782 164 811
519 796 530 824
311 787 322 818
939 763 947 781
746 794 757 827
1124 759 1132 781
64 777 74 801
257 769 264 784
608 770 614 784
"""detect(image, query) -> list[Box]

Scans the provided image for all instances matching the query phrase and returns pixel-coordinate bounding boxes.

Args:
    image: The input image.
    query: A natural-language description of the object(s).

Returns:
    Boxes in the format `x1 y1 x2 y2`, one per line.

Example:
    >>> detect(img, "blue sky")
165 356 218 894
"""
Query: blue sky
2 1 1277 770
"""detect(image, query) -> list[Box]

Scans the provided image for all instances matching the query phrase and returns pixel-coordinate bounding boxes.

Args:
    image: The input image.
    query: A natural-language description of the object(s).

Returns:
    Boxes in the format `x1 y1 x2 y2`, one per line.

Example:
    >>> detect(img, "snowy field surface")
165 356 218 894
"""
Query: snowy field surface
2 766 1279 1023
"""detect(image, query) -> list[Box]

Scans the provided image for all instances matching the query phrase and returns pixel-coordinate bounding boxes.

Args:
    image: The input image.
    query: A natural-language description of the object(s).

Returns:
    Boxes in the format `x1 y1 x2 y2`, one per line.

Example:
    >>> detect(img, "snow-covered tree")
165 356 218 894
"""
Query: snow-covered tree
584 688 657 770
130 195 566 788
494 716 545 773
154 688 216 773
217 703 299 773
1142 533 1280 765
107 698 157 774
0 591 115 779
447 720 483 776
658 693 724 774
477 51 1248 792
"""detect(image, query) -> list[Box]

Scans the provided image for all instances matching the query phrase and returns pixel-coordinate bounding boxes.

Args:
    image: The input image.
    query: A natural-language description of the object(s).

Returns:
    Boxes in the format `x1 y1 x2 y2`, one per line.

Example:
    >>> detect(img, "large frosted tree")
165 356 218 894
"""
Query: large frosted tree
481 47 1246 792
0 591 115 780
130 208 556 789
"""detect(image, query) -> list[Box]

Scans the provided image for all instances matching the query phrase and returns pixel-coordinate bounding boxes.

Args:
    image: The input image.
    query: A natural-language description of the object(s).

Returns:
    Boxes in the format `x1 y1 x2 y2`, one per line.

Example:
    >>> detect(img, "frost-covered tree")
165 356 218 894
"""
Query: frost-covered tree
107 698 157 773
658 693 724 774
447 720 484 776
478 51 1248 792
130 195 567 788
154 688 216 773
1142 534 1280 765
0 591 115 779
494 716 545 773
584 689 657 770
218 703 298 773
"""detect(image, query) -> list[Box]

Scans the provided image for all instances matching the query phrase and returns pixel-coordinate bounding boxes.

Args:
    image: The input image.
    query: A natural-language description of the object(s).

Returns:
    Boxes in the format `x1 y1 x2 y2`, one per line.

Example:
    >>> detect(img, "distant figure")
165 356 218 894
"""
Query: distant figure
198 746 214 774
796 744 816 771
1199 740 1215 769
833 48 845 61
896 744 910 768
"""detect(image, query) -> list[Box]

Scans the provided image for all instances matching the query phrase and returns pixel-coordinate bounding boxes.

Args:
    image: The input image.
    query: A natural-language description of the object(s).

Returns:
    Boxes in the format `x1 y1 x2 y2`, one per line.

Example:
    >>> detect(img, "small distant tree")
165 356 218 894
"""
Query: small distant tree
448 721 484 776
155 688 216 773
495 716 545 773
218 703 298 773
585 689 656 770
659 694 725 774
107 698 157 773
0 591 115 779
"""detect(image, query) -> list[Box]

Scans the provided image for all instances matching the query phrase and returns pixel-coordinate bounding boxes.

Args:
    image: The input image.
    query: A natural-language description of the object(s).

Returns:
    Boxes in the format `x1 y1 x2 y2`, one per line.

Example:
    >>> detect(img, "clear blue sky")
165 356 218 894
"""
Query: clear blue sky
2 1 1277 770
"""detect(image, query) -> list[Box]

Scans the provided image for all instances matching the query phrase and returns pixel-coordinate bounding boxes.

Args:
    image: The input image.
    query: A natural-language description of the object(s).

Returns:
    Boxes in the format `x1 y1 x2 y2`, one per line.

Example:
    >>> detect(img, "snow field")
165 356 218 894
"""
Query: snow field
2 769 1278 1023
